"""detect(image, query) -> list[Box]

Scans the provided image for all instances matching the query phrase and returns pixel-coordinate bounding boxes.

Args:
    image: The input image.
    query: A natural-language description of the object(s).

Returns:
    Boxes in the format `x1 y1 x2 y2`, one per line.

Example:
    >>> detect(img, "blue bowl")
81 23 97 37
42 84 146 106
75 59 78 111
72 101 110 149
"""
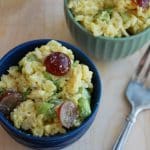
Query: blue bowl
0 39 101 150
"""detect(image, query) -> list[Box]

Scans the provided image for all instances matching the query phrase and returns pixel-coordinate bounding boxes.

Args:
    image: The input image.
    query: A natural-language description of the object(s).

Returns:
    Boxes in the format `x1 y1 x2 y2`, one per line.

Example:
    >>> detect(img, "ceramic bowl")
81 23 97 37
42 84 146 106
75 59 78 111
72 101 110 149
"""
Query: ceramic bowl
64 0 150 61
0 39 101 150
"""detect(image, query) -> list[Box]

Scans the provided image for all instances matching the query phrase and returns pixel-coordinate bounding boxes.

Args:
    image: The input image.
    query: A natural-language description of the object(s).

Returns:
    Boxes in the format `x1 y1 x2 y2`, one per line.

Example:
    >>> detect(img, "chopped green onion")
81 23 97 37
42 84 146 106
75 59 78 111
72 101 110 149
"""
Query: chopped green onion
22 88 32 100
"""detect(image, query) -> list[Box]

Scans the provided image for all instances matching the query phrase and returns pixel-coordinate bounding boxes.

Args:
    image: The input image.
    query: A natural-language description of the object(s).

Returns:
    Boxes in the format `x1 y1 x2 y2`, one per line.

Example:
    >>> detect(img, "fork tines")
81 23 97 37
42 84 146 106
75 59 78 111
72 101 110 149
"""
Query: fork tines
133 46 150 82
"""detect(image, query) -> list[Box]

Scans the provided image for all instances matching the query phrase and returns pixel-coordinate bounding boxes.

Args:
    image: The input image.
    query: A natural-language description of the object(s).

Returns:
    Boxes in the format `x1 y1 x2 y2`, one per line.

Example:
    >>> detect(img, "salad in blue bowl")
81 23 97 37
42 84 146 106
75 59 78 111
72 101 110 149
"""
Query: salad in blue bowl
0 39 101 150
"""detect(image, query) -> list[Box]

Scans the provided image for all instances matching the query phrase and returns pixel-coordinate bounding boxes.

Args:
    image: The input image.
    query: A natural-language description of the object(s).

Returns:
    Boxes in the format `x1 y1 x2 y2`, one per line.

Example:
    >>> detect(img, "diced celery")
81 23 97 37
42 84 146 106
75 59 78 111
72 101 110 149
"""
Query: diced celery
38 102 51 115
79 88 91 101
38 99 62 119
78 97 91 119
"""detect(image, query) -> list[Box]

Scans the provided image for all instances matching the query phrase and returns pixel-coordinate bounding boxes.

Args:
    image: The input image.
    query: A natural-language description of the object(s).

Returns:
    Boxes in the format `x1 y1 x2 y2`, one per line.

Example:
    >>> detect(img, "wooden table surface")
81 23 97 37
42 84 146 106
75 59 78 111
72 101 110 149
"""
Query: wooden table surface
0 1 150 150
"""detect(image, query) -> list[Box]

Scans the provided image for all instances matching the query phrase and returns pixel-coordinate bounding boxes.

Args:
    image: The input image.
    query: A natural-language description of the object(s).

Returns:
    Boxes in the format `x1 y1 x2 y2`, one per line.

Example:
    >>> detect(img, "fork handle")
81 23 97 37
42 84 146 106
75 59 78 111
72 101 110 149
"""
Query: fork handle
113 113 137 150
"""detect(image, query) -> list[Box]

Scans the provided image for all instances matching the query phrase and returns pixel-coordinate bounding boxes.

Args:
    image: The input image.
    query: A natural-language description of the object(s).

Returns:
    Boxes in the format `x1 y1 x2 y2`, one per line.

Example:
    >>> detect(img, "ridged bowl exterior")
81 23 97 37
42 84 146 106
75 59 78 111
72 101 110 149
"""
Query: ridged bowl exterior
0 39 101 150
64 0 150 61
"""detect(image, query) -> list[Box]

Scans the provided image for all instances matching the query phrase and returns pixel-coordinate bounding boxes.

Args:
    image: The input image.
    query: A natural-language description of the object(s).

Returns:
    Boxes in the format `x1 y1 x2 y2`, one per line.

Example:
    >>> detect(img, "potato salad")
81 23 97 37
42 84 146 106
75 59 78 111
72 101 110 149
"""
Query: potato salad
0 40 93 136
68 0 150 37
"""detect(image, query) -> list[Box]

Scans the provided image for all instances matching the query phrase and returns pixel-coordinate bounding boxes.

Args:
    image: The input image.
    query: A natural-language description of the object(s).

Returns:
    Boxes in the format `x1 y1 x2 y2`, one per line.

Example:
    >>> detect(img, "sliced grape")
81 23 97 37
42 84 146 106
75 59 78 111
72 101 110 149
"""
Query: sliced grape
137 0 149 7
0 90 23 115
58 101 78 128
44 52 71 76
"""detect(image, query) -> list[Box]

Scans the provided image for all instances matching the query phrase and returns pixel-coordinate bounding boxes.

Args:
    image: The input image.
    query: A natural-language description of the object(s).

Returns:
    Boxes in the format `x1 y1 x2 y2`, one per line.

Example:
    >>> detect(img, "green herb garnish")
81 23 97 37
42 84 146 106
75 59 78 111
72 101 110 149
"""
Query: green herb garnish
22 88 32 100
27 54 38 62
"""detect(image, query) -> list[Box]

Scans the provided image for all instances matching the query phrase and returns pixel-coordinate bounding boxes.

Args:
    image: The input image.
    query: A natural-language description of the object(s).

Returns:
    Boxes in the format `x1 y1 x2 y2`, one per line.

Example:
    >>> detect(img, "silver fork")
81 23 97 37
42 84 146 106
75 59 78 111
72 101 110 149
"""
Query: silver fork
113 46 150 150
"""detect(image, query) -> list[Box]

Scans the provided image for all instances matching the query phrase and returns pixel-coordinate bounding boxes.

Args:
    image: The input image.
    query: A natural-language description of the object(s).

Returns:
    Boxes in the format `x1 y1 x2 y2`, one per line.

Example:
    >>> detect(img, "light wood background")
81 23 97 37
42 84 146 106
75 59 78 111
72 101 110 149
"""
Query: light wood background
0 1 150 150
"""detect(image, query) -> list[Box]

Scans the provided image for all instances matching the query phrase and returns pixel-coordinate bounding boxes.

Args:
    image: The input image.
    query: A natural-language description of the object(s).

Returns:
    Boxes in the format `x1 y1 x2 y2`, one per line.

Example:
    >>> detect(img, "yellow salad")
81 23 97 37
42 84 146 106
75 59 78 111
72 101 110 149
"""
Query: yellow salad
0 40 93 137
68 0 150 37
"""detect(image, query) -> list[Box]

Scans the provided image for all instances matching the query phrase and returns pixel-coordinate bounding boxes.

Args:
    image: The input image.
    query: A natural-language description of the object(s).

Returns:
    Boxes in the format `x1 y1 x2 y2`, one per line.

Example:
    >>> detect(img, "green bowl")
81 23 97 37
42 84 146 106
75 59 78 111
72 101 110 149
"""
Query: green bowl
64 0 150 61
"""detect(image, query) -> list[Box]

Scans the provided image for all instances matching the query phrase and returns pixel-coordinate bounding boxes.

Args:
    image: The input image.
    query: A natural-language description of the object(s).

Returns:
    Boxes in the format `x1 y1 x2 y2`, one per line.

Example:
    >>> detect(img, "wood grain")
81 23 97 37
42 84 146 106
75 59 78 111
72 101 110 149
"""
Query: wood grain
0 1 150 150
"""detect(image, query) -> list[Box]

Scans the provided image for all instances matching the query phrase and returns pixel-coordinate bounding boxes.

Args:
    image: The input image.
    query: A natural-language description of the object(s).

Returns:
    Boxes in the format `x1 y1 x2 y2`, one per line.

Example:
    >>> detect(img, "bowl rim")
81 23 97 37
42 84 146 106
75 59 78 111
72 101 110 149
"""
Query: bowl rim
64 0 150 41
0 39 102 142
